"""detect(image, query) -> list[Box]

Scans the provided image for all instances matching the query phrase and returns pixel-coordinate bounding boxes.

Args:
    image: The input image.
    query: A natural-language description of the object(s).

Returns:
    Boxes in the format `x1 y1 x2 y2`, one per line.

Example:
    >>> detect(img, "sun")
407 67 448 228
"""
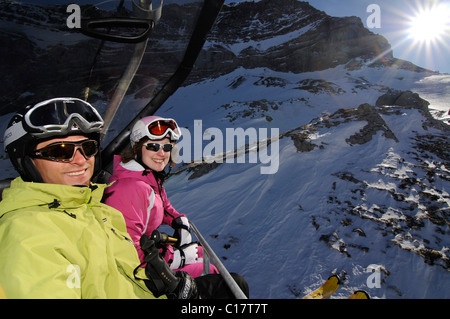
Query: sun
407 4 450 43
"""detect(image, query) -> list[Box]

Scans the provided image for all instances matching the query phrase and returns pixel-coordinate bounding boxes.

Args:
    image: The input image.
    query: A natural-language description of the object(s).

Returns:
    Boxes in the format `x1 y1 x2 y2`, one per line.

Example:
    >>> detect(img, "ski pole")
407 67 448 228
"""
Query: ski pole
150 230 178 246
189 221 248 299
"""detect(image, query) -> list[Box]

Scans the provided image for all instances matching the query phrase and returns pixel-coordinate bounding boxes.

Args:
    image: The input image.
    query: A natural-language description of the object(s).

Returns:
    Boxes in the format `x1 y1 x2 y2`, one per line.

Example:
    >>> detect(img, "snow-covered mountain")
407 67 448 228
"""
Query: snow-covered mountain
0 0 449 299
154 1 450 299
190 0 429 80
159 66 449 299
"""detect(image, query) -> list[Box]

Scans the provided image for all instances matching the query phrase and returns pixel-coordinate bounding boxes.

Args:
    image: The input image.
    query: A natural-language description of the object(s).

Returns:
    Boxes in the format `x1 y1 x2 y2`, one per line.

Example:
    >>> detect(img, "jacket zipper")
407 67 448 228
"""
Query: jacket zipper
110 227 135 247
109 228 152 294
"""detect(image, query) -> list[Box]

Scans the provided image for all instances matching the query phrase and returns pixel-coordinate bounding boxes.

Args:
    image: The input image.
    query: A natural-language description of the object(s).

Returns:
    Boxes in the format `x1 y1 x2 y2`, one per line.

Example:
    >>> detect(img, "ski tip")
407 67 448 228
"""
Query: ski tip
348 290 371 299
302 274 341 299
328 274 342 285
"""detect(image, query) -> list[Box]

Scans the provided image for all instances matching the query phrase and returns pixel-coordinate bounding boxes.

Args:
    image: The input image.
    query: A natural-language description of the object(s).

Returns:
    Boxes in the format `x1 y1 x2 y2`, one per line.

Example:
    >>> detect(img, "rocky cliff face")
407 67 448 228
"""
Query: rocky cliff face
191 0 394 80
0 0 424 113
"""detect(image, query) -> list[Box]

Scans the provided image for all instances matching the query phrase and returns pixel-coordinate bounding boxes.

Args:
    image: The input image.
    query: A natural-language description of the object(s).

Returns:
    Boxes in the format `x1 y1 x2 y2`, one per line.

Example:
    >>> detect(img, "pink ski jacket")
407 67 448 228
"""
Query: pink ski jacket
104 156 185 262
104 156 218 277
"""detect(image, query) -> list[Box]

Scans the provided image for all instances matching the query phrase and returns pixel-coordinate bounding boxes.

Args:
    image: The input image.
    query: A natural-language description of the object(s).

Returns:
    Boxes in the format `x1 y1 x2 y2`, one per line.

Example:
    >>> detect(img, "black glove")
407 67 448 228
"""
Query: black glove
167 271 198 299
140 234 178 297
172 216 192 247
139 234 199 299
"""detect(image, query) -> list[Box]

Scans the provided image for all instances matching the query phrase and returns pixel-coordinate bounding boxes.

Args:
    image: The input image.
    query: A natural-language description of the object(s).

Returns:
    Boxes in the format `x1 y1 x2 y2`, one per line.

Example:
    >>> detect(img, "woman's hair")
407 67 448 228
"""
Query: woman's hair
121 138 149 163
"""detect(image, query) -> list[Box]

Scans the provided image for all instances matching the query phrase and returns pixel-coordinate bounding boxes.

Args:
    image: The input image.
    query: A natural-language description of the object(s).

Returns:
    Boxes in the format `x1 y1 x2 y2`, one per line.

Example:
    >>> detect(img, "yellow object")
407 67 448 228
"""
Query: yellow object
0 283 7 299
302 275 340 299
348 290 370 299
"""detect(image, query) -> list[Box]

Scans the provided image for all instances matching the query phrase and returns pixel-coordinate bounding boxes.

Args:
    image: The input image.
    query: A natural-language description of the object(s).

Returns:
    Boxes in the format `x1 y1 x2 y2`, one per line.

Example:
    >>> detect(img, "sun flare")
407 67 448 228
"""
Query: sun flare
408 4 450 42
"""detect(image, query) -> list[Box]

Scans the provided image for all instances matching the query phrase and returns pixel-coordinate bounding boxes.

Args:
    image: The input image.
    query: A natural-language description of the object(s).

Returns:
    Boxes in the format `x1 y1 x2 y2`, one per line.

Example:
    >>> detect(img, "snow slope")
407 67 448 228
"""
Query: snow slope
0 61 447 299
154 64 450 299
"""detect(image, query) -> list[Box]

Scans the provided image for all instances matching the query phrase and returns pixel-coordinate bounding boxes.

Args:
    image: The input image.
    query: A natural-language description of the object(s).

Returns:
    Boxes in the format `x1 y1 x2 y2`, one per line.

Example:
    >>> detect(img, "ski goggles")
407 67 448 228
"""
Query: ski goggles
24 98 104 138
147 118 181 141
32 140 99 162
143 142 174 152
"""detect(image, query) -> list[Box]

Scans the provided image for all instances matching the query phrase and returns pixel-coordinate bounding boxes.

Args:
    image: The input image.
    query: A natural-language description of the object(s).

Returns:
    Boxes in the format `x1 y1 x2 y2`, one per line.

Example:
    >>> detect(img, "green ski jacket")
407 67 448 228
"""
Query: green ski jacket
0 177 161 299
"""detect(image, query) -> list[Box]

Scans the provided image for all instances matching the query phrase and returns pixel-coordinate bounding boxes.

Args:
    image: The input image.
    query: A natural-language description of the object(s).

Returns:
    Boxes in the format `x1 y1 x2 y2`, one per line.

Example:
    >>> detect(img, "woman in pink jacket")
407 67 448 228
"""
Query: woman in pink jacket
104 116 218 278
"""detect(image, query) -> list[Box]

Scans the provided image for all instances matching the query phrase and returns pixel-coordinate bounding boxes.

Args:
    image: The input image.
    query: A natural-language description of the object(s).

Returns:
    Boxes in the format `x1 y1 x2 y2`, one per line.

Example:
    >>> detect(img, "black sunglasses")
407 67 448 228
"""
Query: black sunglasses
143 142 173 152
32 140 98 162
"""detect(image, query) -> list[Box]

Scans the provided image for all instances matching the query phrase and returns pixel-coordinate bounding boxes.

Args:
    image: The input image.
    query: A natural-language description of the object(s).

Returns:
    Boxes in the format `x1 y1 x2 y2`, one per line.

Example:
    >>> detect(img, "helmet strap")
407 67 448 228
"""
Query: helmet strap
21 156 44 183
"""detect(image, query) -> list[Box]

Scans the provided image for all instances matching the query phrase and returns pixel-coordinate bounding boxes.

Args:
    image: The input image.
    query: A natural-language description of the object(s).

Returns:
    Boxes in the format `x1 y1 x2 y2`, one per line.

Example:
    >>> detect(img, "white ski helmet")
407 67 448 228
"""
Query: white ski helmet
130 116 181 146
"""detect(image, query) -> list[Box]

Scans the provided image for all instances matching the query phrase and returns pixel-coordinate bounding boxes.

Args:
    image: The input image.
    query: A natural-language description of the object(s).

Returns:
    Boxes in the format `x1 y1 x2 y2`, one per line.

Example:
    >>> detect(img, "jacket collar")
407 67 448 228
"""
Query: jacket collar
120 158 145 172
0 177 106 216
110 155 159 188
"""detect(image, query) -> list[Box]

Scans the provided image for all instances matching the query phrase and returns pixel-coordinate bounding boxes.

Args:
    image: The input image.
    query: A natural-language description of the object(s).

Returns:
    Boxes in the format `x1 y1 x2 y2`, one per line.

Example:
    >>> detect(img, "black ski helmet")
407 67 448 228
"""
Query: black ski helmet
3 97 104 182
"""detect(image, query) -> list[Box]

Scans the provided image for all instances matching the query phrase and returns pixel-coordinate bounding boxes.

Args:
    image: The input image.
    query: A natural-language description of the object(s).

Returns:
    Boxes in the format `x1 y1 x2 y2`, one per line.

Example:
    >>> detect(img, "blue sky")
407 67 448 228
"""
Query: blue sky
226 0 450 74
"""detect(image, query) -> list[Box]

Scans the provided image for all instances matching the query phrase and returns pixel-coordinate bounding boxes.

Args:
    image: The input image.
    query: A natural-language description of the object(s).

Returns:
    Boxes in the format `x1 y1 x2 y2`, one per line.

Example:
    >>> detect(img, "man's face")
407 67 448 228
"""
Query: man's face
31 135 96 186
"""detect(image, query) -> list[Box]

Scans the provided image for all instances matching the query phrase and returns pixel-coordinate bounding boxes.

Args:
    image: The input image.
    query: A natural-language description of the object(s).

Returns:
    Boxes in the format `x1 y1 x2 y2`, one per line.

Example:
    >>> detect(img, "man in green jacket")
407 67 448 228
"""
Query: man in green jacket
0 97 239 299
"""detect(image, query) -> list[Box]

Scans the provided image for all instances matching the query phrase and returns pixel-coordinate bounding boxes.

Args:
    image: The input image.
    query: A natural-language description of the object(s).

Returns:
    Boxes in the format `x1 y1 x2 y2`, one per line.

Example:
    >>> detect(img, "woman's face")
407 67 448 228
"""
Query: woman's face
140 137 172 172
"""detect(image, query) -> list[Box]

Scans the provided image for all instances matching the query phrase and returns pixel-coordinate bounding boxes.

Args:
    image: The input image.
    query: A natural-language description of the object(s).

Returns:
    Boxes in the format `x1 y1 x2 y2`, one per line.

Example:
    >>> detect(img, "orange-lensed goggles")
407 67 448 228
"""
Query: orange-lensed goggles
147 119 181 141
